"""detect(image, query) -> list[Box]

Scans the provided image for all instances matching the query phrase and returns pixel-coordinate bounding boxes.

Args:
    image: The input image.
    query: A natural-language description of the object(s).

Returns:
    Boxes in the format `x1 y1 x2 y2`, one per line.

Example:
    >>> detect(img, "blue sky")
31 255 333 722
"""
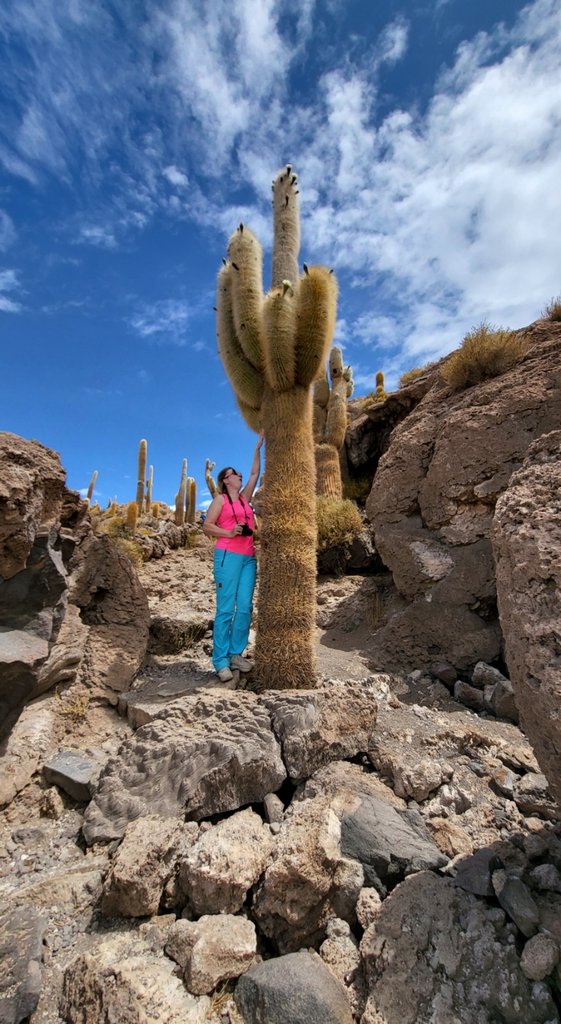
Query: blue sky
1 0 560 509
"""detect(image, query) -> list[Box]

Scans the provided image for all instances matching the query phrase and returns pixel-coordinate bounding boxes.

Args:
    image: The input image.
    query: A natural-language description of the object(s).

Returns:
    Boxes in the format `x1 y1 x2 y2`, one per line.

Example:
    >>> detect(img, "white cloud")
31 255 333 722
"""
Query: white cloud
129 298 192 342
0 268 22 312
377 18 409 65
79 226 117 248
163 165 189 188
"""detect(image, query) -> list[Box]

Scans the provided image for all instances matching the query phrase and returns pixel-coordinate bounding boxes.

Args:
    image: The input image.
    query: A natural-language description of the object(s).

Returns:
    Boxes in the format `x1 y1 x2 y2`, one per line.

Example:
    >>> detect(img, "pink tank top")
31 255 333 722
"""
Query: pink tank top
215 496 256 555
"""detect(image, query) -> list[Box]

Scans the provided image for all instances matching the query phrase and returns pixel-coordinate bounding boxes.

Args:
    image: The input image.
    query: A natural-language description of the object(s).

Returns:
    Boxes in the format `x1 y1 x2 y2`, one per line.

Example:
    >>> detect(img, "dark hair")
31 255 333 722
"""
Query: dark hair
217 467 235 494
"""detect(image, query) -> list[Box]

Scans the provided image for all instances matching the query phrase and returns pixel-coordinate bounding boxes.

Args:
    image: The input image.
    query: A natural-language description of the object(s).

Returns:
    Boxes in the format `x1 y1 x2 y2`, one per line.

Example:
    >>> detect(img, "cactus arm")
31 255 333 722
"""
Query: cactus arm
86 470 98 503
324 346 348 451
228 227 265 370
217 264 264 412
271 165 300 289
294 267 338 387
186 477 196 523
262 283 297 391
205 459 217 498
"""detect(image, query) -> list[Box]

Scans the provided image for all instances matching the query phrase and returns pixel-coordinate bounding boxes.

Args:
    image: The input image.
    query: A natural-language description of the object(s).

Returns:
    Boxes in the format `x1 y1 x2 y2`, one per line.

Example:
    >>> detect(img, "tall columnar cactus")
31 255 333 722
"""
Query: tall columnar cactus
86 470 98 503
136 440 147 512
205 459 217 499
376 371 386 398
145 465 153 515
126 501 138 535
216 165 338 690
313 346 354 498
186 477 196 524
175 459 187 526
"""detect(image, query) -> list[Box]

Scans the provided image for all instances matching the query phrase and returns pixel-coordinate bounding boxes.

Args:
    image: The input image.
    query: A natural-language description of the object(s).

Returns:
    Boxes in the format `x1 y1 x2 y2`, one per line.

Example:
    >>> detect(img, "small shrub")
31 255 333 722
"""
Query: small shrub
343 472 373 504
399 361 436 388
317 497 363 552
440 322 529 392
114 537 144 566
56 688 90 724
542 295 561 321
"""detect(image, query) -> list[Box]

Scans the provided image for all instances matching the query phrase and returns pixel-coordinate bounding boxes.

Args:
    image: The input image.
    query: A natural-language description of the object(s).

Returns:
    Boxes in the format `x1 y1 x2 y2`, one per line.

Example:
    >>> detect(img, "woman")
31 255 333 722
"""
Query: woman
203 433 264 682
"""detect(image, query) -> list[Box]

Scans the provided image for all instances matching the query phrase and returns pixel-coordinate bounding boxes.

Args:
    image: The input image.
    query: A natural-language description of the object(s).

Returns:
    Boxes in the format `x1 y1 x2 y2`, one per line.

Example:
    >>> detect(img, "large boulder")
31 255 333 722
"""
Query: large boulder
253 761 446 952
82 692 287 844
364 322 561 672
0 433 149 740
360 871 558 1023
235 951 353 1024
492 429 561 808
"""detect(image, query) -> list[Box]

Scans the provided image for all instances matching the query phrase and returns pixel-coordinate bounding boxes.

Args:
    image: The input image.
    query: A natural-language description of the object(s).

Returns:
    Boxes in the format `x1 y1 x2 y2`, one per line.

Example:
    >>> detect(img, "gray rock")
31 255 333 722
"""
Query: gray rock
235 951 353 1024
473 661 509 688
529 863 561 893
360 870 558 1024
489 678 519 722
521 933 560 981
261 681 377 783
82 692 286 844
264 793 284 824
0 906 46 1024
43 749 104 802
101 816 194 918
339 794 448 895
453 679 485 711
165 915 257 995
497 877 540 937
430 661 457 686
453 848 502 897
512 773 557 819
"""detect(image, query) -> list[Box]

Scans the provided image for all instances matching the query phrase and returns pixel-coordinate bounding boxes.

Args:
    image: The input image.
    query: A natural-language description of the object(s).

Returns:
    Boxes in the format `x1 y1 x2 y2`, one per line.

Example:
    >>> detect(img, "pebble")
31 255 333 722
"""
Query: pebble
520 933 560 981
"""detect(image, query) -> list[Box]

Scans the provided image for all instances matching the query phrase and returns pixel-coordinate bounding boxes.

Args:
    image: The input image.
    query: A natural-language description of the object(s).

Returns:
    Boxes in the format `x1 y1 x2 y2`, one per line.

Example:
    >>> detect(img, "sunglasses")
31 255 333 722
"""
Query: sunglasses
224 470 241 480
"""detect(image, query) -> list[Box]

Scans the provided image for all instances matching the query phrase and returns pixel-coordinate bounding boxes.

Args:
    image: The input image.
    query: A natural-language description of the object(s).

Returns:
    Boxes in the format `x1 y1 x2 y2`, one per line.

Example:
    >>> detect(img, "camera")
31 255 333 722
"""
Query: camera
240 523 254 537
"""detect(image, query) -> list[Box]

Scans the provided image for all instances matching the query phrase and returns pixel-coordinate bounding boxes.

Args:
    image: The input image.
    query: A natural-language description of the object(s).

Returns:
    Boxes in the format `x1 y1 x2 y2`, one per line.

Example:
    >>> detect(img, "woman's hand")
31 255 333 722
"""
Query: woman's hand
230 524 243 537
256 430 265 450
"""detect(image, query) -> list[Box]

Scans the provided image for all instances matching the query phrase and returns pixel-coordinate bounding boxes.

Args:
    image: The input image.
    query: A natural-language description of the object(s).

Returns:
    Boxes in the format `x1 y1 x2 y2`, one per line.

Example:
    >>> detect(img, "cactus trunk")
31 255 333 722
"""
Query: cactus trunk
254 387 317 689
136 440 147 512
315 443 343 499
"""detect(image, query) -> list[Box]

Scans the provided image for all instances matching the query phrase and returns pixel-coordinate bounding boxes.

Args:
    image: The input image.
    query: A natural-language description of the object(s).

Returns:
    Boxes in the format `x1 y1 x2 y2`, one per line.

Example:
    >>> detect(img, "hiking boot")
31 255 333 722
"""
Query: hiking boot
230 654 253 673
217 666 234 682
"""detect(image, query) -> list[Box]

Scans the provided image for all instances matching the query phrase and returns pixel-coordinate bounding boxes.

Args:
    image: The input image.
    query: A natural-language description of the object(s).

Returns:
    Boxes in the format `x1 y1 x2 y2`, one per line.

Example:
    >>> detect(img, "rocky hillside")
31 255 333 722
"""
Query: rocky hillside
1 314 561 1024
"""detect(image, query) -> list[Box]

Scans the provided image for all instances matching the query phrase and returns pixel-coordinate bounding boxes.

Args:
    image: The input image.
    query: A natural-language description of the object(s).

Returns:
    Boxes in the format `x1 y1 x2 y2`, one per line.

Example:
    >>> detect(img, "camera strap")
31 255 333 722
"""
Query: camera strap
223 490 250 527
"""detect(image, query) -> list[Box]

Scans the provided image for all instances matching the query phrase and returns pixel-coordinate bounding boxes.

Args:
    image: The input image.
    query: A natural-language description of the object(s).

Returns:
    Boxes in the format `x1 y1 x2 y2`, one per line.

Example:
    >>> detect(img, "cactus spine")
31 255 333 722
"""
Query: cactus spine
136 440 147 512
145 465 153 515
86 470 98 503
175 459 187 526
313 347 354 498
216 166 337 690
186 477 196 524
205 459 217 499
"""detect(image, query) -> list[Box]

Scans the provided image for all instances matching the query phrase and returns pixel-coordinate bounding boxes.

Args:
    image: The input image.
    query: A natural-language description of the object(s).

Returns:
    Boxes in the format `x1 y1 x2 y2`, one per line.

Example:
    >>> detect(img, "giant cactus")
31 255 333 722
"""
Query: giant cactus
186 476 196 524
313 346 354 498
86 470 98 503
136 440 147 512
205 459 217 499
145 465 153 515
216 165 337 690
175 458 187 526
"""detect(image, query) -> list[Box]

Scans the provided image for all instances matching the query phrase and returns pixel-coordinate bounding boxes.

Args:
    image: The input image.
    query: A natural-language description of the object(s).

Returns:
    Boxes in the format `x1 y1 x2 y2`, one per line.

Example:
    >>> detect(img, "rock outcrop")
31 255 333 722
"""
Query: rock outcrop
492 428 561 808
364 321 561 672
0 433 149 738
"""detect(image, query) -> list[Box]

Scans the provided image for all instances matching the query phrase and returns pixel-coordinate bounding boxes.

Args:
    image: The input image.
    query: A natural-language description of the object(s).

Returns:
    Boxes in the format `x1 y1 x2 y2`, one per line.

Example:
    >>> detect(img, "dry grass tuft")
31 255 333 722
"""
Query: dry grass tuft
317 497 363 552
399 360 437 388
542 295 561 322
440 322 529 392
114 537 144 566
55 688 90 723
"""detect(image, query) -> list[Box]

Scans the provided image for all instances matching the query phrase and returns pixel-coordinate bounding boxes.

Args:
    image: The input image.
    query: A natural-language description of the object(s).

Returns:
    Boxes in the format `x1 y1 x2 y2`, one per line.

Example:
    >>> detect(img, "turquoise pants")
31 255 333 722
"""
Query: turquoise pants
212 549 257 671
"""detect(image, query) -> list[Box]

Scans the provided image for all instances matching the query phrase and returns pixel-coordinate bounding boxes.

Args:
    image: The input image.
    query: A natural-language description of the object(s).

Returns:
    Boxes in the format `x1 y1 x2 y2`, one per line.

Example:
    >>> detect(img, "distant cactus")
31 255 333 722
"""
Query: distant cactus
145 465 153 515
175 459 187 526
86 470 98 503
313 346 354 498
216 164 337 690
126 502 138 534
136 440 147 512
187 477 197 523
205 459 217 498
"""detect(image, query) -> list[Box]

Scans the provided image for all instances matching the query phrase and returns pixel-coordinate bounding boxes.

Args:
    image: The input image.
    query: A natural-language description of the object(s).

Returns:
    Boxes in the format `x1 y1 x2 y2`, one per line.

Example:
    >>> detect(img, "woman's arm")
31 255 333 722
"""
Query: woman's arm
202 495 241 539
242 432 264 501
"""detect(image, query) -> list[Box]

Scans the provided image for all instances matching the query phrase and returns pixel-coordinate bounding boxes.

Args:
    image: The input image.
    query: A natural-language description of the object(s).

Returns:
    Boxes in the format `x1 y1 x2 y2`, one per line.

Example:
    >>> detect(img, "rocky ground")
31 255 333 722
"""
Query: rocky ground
2 533 561 1024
